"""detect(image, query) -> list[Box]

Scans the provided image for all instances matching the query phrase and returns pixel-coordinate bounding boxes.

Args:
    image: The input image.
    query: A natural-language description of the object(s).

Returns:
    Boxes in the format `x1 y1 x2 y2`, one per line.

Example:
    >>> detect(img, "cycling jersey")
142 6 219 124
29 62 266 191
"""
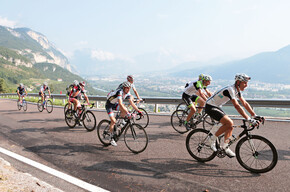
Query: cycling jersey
107 89 130 104
39 86 50 93
17 86 26 95
69 85 85 99
206 84 241 107
183 80 206 96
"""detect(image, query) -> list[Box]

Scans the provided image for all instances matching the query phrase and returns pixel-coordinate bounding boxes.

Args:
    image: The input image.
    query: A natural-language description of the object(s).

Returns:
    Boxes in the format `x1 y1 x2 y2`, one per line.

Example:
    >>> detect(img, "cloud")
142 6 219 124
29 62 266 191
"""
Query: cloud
0 16 17 28
91 49 134 63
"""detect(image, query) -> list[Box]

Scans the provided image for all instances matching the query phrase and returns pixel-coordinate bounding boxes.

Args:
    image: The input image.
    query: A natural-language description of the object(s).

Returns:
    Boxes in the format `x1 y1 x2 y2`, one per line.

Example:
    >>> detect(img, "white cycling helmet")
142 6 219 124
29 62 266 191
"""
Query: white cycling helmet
122 81 131 88
19 83 24 88
73 80 79 86
203 75 212 81
235 73 251 82
43 82 48 86
198 74 204 80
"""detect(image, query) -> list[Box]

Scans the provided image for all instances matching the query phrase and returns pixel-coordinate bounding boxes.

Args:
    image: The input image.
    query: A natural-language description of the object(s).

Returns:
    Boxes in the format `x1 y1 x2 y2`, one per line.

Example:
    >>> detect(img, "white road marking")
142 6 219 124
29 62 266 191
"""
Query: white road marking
0 147 109 192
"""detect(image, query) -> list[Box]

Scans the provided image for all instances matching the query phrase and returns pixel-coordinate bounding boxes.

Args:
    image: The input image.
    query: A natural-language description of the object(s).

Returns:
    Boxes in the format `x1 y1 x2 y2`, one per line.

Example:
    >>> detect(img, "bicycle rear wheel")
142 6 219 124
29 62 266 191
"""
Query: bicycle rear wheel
83 111 97 131
65 109 77 128
171 110 189 134
37 100 43 112
236 135 278 173
46 100 53 113
97 119 112 146
202 114 217 130
124 124 148 153
17 101 21 110
133 107 149 128
176 102 187 111
186 129 217 162
23 101 27 111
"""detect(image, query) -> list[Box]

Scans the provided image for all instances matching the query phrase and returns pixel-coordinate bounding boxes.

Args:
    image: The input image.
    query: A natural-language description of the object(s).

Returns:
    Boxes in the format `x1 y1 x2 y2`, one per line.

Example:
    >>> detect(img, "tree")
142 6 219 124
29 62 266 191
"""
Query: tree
0 78 6 93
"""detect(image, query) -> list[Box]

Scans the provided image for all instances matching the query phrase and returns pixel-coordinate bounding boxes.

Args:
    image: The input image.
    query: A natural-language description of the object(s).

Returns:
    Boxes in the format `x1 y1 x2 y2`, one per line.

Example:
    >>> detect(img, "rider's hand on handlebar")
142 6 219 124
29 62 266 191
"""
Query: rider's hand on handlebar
248 118 259 126
137 110 144 117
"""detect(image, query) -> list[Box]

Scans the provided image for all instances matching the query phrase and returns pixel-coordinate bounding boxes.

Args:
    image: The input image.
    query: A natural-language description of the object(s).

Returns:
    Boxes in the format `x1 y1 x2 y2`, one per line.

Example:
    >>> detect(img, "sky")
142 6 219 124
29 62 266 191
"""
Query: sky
1 0 290 71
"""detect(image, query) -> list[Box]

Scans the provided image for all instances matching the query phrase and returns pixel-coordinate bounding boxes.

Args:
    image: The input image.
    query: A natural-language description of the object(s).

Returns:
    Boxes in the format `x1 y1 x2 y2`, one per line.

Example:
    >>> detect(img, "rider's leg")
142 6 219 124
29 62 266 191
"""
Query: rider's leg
196 97 205 114
109 116 116 133
186 104 196 122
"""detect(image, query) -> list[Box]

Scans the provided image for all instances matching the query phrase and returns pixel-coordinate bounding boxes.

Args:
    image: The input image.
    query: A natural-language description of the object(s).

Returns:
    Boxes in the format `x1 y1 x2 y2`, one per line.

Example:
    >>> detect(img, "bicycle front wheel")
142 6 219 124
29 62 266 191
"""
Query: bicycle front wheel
133 107 149 128
65 109 77 128
17 101 21 110
97 120 111 146
236 135 278 173
64 103 72 114
171 110 189 134
46 100 53 113
124 124 148 153
83 111 97 131
186 129 217 162
23 101 27 111
37 100 43 112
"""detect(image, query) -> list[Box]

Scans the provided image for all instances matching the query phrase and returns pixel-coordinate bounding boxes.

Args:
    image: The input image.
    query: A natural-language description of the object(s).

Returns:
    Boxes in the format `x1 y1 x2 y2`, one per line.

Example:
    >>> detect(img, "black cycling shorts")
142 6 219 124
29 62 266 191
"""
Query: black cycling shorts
205 104 226 122
182 93 199 107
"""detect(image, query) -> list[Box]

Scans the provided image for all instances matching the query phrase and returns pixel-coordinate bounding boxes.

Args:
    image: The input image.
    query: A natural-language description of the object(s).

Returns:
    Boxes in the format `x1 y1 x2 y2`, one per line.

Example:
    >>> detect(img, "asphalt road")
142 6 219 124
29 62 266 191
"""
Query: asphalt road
0 99 289 192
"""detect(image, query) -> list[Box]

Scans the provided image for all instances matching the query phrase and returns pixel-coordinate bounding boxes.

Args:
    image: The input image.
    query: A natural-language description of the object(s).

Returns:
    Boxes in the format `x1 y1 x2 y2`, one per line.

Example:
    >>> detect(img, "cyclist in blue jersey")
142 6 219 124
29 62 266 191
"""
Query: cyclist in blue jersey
206 73 260 157
17 83 27 105
106 81 142 146
182 74 212 130
39 82 51 106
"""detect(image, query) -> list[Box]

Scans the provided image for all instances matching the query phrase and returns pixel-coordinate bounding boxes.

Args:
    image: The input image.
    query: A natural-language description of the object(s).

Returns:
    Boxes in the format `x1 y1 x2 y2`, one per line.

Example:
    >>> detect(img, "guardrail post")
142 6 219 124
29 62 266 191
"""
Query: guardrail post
155 104 159 113
96 101 99 109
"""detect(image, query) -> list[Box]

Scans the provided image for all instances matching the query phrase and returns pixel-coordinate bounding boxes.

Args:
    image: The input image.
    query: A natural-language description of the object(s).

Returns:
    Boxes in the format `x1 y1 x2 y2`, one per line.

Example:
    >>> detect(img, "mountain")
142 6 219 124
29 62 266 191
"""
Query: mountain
0 25 70 70
170 45 290 84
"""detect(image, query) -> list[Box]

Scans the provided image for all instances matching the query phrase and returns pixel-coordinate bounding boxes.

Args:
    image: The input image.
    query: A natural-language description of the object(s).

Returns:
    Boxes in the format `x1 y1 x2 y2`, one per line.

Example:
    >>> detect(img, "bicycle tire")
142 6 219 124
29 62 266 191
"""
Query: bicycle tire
46 100 53 113
171 110 189 134
83 111 97 132
133 107 149 128
23 101 27 111
176 102 187 111
64 103 72 114
65 109 77 128
186 129 217 162
124 123 148 153
235 135 278 173
202 114 217 130
17 101 21 110
37 100 44 112
97 119 112 146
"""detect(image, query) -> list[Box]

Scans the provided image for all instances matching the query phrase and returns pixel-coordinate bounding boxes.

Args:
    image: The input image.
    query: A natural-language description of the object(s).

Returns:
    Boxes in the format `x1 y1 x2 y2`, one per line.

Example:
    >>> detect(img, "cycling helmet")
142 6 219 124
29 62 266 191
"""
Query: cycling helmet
203 75 212 81
235 73 251 82
19 83 24 88
73 80 79 86
122 81 131 88
79 81 86 87
43 82 48 86
198 74 204 80
127 75 134 82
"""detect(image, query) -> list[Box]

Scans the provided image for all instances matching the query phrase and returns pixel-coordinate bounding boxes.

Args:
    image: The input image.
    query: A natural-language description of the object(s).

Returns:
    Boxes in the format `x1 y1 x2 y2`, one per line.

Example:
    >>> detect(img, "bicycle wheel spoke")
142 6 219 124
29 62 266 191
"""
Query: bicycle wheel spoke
83 111 96 131
124 124 148 153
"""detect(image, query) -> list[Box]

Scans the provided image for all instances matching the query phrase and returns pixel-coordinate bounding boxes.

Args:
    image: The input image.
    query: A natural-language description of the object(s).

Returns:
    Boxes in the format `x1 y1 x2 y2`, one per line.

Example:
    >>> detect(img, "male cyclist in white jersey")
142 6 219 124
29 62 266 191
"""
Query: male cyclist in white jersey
205 73 260 157
106 81 142 146
182 74 212 130
39 82 51 107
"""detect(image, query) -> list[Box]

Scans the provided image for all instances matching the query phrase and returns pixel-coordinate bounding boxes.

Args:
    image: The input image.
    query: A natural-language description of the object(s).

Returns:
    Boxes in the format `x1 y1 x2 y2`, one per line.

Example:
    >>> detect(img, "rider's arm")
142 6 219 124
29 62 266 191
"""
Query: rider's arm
25 89 28 96
204 89 212 97
231 99 251 120
132 87 141 100
48 89 51 97
17 89 20 96
118 98 129 114
84 93 89 104
197 89 207 101
239 96 256 117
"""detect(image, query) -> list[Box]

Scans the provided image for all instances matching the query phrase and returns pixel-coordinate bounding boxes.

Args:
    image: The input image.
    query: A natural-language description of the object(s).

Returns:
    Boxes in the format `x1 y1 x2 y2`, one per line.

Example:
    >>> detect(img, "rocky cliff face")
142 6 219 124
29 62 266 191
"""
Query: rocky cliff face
0 25 71 71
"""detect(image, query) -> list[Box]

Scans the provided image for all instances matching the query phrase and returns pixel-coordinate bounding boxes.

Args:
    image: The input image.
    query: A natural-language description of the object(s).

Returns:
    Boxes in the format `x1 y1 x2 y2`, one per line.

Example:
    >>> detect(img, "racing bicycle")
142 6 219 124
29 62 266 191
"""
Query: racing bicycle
186 116 278 173
37 95 53 113
65 103 96 131
17 96 27 111
97 114 148 154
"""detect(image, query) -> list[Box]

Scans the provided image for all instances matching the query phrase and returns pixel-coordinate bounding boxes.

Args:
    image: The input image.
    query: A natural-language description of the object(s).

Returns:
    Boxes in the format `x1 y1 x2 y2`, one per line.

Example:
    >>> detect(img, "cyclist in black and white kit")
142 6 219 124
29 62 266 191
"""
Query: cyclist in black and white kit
17 83 27 105
206 73 261 157
39 82 51 106
106 81 142 146
182 74 212 130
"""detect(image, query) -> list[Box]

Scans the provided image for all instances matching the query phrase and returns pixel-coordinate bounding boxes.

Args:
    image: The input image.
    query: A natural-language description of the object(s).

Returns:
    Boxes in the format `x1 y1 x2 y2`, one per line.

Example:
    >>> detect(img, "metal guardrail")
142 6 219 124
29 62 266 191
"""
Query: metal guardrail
1 93 290 110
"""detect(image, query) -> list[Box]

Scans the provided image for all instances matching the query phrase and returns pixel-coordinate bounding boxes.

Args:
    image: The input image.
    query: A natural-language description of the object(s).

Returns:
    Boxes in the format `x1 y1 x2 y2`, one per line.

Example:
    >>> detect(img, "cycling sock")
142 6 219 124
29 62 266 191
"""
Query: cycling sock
184 120 188 124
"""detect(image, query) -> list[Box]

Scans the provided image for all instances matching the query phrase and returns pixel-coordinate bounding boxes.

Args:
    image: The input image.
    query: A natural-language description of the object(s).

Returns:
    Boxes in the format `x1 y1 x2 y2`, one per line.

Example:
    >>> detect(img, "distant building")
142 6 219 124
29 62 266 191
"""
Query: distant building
57 78 63 82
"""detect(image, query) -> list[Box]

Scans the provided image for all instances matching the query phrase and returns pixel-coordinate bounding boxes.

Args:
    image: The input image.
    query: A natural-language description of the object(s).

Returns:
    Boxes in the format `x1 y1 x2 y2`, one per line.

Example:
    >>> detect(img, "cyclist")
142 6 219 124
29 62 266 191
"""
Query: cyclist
117 75 142 104
182 74 213 130
106 81 142 146
68 81 90 117
206 73 260 158
16 83 27 105
39 82 51 107
66 80 79 111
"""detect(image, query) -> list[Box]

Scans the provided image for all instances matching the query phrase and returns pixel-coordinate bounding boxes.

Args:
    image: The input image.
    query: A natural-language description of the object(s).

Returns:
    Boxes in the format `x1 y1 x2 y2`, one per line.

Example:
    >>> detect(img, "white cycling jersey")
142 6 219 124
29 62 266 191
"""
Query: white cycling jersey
206 84 241 107
107 89 130 104
39 86 50 93
183 80 206 96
